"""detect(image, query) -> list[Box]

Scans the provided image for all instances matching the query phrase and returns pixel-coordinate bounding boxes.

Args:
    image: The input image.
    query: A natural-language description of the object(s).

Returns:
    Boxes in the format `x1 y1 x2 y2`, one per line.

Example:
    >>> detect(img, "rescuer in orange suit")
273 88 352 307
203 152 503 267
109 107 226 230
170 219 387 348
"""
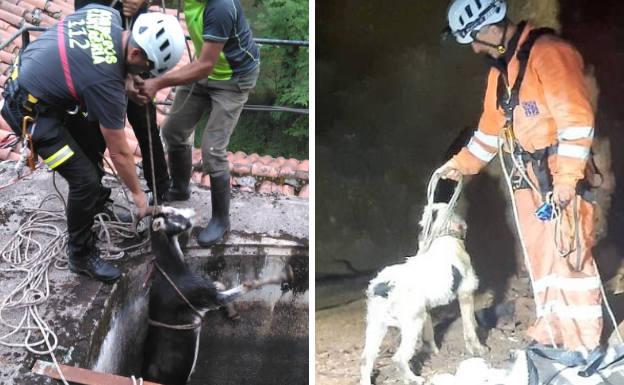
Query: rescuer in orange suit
440 0 602 353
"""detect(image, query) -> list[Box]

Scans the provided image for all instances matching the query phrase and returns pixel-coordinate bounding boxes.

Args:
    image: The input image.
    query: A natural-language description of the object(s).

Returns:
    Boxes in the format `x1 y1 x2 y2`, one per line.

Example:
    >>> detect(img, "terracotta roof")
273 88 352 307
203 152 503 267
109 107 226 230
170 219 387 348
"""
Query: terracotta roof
0 1 308 198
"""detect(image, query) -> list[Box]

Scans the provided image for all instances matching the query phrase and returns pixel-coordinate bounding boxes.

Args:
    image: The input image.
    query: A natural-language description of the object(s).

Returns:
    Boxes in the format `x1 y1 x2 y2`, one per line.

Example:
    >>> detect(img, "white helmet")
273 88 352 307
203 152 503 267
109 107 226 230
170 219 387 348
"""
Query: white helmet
447 0 507 44
132 12 186 76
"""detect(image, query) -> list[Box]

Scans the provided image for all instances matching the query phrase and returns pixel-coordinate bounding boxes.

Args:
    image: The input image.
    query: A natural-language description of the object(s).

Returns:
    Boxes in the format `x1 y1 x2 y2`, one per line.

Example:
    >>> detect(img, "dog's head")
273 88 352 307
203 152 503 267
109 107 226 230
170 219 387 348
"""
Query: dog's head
151 206 196 236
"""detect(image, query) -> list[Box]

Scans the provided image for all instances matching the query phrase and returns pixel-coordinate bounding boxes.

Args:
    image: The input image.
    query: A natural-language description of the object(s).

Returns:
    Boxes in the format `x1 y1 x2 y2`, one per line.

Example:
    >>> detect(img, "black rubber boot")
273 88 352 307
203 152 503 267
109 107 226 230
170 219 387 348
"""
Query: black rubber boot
164 148 192 202
68 247 121 283
197 173 231 247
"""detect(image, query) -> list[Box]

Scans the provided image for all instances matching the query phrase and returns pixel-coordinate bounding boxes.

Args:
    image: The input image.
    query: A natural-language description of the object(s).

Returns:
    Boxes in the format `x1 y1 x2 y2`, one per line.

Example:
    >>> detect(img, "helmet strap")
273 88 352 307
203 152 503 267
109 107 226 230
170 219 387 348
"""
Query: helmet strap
124 33 130 72
470 20 508 55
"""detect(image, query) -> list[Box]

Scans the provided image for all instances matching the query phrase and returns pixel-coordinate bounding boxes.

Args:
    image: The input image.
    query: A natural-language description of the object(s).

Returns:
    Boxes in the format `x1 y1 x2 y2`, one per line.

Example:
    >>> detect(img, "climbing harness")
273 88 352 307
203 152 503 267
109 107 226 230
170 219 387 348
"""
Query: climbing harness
15 116 37 177
534 192 558 222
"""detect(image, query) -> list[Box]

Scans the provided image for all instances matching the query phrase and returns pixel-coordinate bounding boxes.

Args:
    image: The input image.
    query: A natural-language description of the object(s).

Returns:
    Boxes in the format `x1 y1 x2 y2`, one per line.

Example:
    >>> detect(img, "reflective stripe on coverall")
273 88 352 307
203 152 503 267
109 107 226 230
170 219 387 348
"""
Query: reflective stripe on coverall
452 24 601 350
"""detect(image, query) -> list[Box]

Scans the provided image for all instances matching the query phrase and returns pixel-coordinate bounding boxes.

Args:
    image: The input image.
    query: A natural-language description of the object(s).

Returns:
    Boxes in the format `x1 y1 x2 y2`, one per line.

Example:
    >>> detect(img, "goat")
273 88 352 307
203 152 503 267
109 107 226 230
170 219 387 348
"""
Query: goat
141 206 289 385
360 203 487 385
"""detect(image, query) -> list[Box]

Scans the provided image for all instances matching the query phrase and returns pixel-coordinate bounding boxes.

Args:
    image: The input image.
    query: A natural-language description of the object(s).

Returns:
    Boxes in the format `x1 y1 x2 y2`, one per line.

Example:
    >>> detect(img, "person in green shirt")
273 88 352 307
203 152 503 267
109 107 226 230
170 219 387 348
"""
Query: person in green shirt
138 0 260 247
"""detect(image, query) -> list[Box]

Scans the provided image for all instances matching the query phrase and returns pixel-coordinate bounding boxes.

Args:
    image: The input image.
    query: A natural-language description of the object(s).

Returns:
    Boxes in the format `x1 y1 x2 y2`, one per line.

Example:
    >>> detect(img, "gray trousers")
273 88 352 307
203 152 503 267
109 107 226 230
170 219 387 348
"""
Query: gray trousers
161 66 259 175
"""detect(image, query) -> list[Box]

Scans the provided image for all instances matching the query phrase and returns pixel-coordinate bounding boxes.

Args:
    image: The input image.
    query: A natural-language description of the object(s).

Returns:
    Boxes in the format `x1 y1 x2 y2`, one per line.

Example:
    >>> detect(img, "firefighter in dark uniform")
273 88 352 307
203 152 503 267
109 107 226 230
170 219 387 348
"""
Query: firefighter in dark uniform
73 0 172 204
0 6 185 282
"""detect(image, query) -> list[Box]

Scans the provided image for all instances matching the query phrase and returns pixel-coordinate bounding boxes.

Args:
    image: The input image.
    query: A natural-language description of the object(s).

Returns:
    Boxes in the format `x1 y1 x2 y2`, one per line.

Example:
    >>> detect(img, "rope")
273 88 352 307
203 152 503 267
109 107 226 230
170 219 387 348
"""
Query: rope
0 168 149 384
419 168 463 252
498 130 558 347
153 262 203 317
0 195 70 385
145 105 159 207
148 317 201 330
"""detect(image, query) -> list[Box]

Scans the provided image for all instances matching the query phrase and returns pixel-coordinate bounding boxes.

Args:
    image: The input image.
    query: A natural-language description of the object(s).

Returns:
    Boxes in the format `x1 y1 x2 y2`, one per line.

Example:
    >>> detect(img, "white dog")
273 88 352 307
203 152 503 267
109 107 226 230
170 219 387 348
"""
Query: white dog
360 203 488 385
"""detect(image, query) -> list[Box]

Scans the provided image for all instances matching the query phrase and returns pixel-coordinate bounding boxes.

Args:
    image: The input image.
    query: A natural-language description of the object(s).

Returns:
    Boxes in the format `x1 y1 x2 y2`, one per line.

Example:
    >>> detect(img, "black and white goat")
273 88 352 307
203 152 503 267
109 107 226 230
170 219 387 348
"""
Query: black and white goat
360 203 487 385
141 206 288 385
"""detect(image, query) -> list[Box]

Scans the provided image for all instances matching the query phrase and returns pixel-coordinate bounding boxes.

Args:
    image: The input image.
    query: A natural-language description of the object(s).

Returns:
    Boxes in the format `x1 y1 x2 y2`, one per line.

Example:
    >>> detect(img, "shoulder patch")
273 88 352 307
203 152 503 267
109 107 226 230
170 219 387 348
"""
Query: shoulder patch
522 100 540 117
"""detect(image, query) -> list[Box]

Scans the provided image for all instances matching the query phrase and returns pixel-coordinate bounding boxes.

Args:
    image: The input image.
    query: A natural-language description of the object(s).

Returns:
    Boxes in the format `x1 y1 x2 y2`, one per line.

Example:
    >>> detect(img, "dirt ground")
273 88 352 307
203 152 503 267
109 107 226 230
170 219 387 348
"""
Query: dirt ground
316 275 543 385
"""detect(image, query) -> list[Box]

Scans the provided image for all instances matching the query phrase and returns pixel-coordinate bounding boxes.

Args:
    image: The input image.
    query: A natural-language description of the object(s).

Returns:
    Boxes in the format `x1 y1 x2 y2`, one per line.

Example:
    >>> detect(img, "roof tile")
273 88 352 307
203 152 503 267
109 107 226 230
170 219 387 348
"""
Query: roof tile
251 161 279 178
38 12 57 25
191 171 202 184
191 148 202 165
231 157 252 175
298 184 309 198
258 154 272 165
21 0 48 10
47 0 73 15
281 184 295 196
7 151 20 161
0 129 12 142
278 163 296 178
0 3 27 18
258 180 278 194
0 147 11 160
247 153 260 163
295 159 309 180
200 174 210 187
0 50 14 63
0 10 23 28
233 150 247 160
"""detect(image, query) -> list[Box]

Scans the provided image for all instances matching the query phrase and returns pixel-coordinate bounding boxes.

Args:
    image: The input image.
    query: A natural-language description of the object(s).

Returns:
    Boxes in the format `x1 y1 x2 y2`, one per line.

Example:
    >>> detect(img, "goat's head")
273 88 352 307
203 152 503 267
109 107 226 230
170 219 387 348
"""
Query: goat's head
151 206 196 263
151 206 196 235
418 203 467 245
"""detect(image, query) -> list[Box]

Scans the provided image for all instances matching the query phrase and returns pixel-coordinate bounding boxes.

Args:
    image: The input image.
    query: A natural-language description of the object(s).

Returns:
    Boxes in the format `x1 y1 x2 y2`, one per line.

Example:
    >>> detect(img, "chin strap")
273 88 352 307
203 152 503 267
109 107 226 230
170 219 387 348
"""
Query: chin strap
471 20 508 54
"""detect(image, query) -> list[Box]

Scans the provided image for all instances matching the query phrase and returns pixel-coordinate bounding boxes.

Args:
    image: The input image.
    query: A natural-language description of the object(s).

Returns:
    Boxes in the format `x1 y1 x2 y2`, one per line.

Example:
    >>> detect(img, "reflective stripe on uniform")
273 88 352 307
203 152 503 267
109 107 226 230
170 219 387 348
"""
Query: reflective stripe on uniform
537 302 602 320
44 145 74 169
467 138 496 162
474 129 499 148
558 126 594 141
558 143 590 160
533 275 601 294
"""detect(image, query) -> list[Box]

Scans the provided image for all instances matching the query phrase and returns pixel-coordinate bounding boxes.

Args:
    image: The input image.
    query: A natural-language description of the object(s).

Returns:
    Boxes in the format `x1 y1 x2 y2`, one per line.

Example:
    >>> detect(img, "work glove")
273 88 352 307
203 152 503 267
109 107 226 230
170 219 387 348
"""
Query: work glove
437 158 462 181
552 182 576 208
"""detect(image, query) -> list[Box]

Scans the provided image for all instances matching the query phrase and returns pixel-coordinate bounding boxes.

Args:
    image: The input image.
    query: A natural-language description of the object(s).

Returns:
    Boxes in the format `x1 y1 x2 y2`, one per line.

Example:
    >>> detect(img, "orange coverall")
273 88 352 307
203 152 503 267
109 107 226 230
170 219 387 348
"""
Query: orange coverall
452 24 601 351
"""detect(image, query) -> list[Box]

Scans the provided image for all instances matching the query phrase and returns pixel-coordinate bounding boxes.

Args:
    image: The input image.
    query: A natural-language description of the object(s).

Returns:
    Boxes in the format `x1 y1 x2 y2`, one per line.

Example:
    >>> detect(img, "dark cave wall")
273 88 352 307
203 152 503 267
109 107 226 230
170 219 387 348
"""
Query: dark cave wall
317 1 486 275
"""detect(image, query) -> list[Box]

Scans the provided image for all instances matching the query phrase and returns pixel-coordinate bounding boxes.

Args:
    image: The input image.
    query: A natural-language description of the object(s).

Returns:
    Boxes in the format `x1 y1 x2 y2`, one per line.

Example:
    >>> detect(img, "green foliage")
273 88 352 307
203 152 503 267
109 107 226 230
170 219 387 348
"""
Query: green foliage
246 0 309 154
